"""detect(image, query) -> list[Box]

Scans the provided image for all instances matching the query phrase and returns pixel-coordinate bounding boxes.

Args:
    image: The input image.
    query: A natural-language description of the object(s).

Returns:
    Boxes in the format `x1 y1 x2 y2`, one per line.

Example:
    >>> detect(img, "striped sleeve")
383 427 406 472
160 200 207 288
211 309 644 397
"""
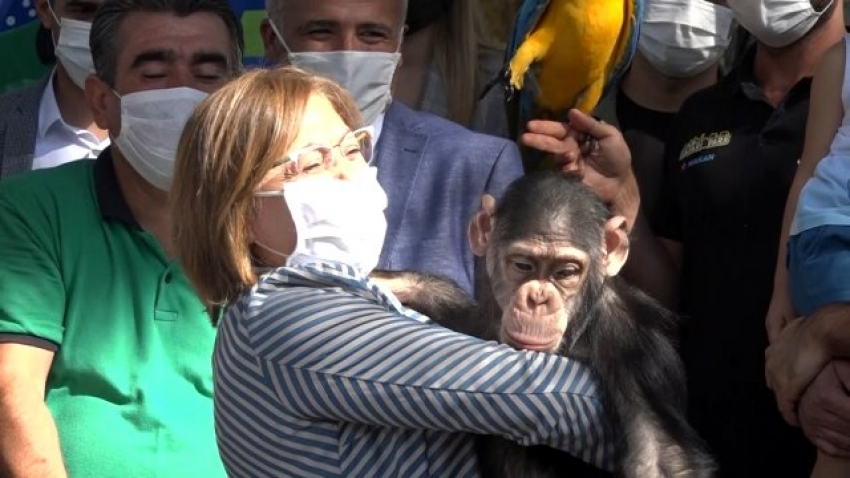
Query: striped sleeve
239 283 614 470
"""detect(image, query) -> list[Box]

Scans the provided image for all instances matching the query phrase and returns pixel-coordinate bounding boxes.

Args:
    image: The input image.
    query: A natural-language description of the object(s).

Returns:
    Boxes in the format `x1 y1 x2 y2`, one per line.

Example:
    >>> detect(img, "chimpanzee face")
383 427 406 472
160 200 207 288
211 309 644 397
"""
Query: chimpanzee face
486 234 596 352
469 184 629 354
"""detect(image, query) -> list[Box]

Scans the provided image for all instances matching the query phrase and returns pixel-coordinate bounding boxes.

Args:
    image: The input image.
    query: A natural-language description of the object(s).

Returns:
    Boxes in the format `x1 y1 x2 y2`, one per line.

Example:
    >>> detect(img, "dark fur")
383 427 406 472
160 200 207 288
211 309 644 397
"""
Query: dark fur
398 172 715 477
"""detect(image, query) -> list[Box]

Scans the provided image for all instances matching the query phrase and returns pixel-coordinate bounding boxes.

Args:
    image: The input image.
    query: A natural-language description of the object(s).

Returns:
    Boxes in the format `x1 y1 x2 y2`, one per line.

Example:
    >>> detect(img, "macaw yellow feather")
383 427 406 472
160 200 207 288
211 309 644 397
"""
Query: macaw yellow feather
509 0 628 114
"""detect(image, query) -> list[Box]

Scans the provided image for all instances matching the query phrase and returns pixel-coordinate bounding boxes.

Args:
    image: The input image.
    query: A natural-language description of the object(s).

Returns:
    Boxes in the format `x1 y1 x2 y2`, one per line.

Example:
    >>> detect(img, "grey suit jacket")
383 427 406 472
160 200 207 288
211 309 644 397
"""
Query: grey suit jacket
374 102 524 294
0 77 48 179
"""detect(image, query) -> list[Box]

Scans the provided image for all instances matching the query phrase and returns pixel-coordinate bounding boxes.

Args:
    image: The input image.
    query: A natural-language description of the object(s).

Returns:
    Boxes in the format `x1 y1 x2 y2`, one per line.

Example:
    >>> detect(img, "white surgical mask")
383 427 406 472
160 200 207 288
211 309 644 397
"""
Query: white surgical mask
638 0 734 78
48 4 95 90
726 0 834 48
255 166 388 275
112 87 209 191
267 20 401 125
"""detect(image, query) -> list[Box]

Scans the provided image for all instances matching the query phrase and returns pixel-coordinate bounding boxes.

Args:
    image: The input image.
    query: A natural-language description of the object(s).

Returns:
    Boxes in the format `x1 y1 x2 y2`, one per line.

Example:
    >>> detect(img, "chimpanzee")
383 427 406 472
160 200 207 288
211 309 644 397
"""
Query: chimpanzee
380 171 715 477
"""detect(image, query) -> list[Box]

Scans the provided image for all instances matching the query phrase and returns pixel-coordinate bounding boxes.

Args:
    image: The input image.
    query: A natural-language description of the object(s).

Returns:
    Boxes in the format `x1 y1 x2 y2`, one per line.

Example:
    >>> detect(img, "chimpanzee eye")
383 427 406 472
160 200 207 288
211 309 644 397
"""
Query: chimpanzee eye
510 259 534 273
554 265 581 280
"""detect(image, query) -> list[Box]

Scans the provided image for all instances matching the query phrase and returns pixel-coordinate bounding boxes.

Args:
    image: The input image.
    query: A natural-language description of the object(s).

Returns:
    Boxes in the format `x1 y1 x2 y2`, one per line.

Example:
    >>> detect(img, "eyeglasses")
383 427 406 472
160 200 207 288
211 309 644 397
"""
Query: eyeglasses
275 126 375 176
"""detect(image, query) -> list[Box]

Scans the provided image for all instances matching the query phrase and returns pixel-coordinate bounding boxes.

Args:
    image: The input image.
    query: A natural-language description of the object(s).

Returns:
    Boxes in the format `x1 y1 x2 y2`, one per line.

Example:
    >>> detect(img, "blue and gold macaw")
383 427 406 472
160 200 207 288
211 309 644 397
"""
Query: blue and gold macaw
498 0 644 169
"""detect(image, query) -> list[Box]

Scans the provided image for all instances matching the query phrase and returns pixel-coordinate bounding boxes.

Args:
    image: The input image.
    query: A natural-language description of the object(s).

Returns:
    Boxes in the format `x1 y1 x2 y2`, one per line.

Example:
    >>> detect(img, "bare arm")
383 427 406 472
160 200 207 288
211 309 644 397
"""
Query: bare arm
621 194 682 310
767 40 846 342
0 343 66 478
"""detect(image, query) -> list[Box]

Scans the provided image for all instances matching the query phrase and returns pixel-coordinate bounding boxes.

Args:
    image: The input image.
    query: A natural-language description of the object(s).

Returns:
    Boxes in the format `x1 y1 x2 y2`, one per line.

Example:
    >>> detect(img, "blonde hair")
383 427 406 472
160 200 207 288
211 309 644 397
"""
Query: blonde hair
171 66 362 322
432 0 485 128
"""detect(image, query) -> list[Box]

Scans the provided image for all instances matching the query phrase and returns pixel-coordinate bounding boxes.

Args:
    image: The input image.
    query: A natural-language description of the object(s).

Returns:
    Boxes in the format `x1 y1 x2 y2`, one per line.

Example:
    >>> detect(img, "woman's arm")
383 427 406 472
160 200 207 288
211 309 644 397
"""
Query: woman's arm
767 39 847 343
232 281 613 470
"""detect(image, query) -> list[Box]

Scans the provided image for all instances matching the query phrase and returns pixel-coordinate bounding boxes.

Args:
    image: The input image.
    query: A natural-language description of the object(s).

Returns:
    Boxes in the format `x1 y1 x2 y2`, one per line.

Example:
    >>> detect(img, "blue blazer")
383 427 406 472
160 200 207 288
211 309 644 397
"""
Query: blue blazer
374 102 524 294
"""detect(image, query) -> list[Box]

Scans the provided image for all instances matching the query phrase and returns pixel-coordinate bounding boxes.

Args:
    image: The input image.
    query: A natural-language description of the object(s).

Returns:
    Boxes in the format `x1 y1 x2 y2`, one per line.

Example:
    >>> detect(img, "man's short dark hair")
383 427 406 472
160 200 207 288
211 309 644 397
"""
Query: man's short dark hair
90 0 244 86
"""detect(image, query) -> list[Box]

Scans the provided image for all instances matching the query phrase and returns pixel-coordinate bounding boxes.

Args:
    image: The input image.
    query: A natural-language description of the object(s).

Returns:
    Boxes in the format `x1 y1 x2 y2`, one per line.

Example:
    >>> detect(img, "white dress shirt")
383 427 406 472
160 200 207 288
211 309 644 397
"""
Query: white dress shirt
32 73 110 171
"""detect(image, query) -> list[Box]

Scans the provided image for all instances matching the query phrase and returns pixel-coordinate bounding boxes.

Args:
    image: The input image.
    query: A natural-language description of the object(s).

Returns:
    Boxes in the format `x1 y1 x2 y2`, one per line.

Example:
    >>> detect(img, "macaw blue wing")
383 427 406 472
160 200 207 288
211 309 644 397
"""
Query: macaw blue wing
601 0 644 99
501 0 550 143
504 0 550 65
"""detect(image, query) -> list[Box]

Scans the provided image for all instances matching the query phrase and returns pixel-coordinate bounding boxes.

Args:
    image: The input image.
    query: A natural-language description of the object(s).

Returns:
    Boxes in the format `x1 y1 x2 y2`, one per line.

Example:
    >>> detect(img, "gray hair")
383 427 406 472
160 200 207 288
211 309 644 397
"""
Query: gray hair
90 0 244 86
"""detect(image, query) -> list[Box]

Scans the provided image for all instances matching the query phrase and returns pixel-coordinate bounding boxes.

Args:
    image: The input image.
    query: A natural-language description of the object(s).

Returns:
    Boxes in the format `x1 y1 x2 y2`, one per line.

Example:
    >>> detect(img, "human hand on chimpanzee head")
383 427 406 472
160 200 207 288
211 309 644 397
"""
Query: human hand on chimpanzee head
520 110 639 231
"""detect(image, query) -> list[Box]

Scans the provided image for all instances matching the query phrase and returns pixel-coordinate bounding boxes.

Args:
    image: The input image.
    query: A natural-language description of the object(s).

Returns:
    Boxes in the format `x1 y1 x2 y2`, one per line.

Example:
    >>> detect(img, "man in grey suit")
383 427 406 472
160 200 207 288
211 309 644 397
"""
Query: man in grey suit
0 0 109 179
260 0 524 295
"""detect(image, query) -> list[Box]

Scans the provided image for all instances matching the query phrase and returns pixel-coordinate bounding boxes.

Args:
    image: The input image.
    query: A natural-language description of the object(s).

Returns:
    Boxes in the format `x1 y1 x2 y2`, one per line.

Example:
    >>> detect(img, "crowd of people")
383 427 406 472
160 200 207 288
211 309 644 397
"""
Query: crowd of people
0 0 848 476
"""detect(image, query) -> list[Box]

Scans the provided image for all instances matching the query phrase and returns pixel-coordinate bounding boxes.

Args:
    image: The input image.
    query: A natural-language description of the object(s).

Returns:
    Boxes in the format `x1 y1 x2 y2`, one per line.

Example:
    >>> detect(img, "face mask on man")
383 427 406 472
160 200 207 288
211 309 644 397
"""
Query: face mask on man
111 87 209 191
638 0 734 78
726 0 834 48
254 166 389 276
267 20 401 125
47 3 95 90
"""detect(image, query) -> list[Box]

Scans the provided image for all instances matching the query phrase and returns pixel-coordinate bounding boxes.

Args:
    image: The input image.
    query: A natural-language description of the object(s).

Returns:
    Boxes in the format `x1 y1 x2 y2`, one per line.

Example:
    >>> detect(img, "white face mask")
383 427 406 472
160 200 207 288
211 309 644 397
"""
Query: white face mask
255 166 388 275
726 0 834 48
112 87 209 191
638 0 734 78
267 20 401 125
48 5 95 90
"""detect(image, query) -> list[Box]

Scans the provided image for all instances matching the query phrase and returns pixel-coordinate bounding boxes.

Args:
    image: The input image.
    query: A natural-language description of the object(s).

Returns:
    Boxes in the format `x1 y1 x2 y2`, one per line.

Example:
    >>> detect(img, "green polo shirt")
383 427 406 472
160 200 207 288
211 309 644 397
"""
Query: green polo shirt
0 149 225 477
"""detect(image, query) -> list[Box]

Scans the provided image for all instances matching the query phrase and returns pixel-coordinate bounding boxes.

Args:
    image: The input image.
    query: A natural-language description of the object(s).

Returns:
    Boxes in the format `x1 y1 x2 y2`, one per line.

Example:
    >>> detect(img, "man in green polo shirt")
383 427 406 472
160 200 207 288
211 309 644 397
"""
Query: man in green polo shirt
0 0 243 475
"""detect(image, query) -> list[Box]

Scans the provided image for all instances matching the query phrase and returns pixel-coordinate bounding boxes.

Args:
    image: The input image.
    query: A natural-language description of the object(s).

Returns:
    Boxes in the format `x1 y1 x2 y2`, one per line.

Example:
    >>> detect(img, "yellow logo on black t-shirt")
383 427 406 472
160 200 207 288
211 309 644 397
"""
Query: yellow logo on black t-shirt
677 130 732 171
679 131 732 161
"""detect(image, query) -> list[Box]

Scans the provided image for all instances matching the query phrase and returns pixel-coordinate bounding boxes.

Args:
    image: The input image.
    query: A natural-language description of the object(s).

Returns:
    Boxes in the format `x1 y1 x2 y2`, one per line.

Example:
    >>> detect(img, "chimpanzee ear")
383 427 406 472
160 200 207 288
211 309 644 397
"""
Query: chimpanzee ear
603 215 630 277
468 194 496 257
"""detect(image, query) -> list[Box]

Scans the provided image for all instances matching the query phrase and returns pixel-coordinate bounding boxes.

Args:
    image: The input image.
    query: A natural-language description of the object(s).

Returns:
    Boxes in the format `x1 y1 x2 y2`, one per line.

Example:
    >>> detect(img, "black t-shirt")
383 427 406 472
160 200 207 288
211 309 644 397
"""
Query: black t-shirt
652 48 815 476
615 87 676 218
616 86 678 140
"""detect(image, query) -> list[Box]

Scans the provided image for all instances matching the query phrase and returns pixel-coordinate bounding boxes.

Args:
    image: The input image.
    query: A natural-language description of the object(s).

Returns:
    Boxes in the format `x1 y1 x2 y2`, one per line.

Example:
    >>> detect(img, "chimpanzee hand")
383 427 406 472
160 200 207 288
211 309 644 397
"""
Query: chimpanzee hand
369 270 416 304
798 360 850 457
766 309 834 426
520 109 639 230
369 270 482 334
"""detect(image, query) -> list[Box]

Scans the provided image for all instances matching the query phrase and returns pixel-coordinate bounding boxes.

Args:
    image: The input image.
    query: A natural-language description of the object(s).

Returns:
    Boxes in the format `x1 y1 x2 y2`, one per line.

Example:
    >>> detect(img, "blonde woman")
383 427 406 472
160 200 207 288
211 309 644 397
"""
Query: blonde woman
170 66 613 477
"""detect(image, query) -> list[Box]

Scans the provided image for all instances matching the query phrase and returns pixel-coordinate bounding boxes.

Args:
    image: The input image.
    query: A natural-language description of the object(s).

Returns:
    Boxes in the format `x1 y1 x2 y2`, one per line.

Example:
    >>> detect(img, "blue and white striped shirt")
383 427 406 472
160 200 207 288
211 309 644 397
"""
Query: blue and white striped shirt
214 262 614 477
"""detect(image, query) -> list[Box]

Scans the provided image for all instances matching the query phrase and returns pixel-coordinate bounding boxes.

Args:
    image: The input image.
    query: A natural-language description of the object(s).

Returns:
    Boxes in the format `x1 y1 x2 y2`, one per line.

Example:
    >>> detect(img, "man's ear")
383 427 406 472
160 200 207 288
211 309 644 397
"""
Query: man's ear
259 19 286 64
35 0 56 30
85 74 113 131
469 194 496 257
602 215 630 277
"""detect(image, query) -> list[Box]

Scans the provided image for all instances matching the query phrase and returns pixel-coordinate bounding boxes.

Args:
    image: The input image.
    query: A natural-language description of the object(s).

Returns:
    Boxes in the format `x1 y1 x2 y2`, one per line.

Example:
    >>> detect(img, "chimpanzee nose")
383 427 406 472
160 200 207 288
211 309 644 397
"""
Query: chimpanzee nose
517 282 562 316
525 287 549 310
